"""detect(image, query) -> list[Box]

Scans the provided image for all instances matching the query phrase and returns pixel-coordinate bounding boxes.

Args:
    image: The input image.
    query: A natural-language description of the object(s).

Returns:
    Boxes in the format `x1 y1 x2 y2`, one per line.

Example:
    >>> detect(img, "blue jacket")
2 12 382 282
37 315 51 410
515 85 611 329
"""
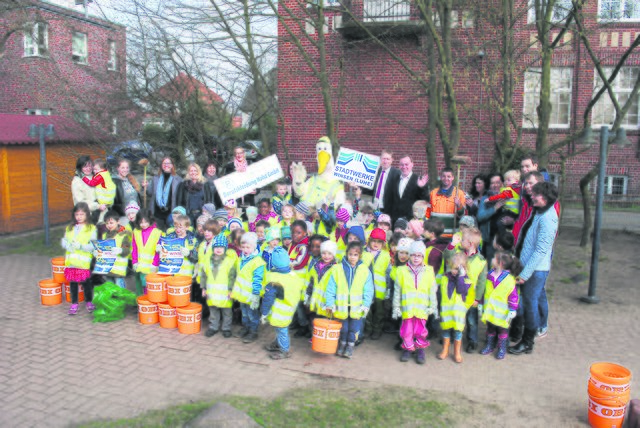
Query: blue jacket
324 258 374 310
240 251 266 295
519 205 558 281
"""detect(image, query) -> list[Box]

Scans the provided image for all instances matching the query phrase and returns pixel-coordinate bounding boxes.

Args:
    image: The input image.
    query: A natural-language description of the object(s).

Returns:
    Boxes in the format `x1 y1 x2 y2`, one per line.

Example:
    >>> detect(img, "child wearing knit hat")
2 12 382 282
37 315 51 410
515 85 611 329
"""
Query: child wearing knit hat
262 227 282 270
308 240 338 320
124 201 140 232
363 228 392 340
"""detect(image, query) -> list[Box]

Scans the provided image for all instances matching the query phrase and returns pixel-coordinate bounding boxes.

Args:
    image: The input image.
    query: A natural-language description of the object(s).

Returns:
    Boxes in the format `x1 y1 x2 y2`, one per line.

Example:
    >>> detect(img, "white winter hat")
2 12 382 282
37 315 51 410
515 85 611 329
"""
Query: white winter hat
320 240 337 257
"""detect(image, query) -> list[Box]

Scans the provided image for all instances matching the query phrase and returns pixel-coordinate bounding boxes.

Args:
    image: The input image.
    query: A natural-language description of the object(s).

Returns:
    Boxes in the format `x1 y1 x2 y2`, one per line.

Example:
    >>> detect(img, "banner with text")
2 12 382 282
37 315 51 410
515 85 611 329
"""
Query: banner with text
92 239 117 275
215 154 284 201
158 237 186 274
332 148 380 189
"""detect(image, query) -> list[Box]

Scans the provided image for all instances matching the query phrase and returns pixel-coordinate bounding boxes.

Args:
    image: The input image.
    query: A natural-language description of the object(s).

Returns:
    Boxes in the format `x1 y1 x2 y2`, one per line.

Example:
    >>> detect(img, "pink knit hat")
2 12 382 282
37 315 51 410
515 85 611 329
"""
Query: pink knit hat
336 207 350 223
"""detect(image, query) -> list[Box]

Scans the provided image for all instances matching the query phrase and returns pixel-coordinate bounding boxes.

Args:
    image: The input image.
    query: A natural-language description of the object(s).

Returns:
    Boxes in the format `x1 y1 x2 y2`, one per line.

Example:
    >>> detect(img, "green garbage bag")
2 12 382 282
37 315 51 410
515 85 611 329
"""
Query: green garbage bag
92 282 138 323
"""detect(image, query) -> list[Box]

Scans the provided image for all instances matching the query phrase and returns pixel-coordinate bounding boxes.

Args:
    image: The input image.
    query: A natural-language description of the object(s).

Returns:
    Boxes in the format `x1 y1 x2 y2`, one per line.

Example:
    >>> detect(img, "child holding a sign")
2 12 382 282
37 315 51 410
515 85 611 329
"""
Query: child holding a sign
94 210 131 288
162 214 198 277
132 211 162 296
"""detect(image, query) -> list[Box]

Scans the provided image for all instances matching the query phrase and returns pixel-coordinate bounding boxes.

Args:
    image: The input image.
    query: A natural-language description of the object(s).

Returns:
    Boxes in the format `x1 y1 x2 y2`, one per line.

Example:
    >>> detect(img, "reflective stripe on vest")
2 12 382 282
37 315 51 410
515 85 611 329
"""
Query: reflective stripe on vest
439 276 471 331
465 255 487 307
175 237 197 276
309 264 336 317
203 255 235 308
107 233 128 277
425 246 445 286
64 225 96 270
367 250 391 300
482 273 517 329
396 265 436 320
231 256 265 304
333 264 368 320
266 272 304 328
134 228 162 274
501 187 521 215
95 171 116 205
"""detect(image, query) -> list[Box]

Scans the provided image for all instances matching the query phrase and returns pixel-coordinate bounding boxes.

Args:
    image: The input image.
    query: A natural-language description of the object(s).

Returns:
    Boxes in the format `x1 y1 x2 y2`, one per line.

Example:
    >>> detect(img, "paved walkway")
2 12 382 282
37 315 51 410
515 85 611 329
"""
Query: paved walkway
1 231 639 427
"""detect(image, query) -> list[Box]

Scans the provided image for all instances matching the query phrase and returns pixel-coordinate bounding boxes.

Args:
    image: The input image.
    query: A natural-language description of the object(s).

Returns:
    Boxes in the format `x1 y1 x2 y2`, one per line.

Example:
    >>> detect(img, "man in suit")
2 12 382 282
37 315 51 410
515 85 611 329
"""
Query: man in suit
361 150 400 215
385 155 429 223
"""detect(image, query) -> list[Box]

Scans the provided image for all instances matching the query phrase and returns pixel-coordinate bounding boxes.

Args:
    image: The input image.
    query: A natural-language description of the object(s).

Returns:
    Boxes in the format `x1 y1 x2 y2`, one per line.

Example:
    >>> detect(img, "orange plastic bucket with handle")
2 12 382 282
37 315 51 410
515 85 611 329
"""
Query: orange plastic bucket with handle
176 303 202 335
588 393 627 428
64 283 84 303
39 279 62 306
137 296 159 325
158 302 177 329
146 274 169 303
587 362 632 428
50 257 66 283
167 276 192 307
311 318 343 354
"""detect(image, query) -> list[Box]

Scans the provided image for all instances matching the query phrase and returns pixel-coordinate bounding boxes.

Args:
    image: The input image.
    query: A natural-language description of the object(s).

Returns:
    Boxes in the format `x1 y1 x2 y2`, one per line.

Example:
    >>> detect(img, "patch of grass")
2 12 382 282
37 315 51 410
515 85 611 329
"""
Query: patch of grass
79 385 459 428
574 260 585 269
559 277 573 284
0 227 65 257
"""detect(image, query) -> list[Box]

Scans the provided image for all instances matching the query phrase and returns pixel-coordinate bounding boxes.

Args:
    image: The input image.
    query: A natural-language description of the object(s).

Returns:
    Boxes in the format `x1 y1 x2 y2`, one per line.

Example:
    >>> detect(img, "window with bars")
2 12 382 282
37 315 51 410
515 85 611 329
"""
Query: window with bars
599 0 640 21
592 67 640 129
527 0 573 24
523 67 573 128
23 22 48 57
72 32 88 64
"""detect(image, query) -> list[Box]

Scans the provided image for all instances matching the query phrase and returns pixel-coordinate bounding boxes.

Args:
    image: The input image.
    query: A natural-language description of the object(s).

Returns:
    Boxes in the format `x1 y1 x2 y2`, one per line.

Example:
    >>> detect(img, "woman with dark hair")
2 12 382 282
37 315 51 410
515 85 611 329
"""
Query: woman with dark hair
203 162 222 208
112 159 142 216
71 155 100 223
142 156 183 230
477 172 505 260
465 174 488 217
225 146 256 207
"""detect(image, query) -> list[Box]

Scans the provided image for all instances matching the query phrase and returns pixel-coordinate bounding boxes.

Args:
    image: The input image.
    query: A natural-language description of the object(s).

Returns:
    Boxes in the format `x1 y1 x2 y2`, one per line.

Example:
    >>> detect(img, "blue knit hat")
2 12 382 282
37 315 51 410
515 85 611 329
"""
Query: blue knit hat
172 206 187 216
346 225 365 244
213 209 228 221
212 234 228 249
265 227 281 242
270 247 291 272
227 217 243 230
281 226 292 240
272 200 283 215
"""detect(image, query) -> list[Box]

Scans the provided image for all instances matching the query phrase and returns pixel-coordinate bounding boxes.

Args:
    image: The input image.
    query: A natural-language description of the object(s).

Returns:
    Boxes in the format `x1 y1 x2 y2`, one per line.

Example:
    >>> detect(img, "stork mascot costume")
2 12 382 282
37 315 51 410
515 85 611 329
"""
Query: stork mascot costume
290 136 346 208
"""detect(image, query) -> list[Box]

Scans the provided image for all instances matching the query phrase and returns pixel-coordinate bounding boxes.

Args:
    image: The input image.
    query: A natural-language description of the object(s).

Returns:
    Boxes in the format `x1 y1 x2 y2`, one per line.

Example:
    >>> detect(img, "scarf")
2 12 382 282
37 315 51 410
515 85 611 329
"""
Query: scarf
155 173 173 209
437 185 454 197
185 180 203 193
234 158 248 172
315 260 335 280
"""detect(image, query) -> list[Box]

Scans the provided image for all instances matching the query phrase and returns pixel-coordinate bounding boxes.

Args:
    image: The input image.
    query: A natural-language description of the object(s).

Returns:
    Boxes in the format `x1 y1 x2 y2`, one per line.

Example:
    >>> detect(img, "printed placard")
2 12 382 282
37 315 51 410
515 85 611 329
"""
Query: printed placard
158 237 186 274
93 239 117 274
332 148 380 189
215 154 284 201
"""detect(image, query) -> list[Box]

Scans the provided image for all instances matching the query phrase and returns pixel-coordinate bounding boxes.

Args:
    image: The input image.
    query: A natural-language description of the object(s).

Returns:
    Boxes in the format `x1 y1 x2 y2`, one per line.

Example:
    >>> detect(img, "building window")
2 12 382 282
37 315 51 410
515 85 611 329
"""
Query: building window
547 172 560 188
592 67 639 128
23 22 48 57
528 0 573 24
25 108 51 115
108 41 117 70
523 67 573 128
595 175 629 195
74 111 90 124
72 32 88 64
111 117 118 135
599 0 640 22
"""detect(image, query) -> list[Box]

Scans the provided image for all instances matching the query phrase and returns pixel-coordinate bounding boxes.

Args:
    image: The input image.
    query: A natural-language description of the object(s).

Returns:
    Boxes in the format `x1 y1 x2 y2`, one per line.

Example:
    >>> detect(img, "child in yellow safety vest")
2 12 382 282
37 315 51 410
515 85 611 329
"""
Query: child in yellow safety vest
479 251 522 360
200 234 237 338
389 237 412 350
438 252 472 363
362 228 391 340
132 211 162 296
324 242 374 359
391 240 438 365
82 159 116 222
61 202 98 315
308 240 338 320
94 210 131 289
261 247 306 360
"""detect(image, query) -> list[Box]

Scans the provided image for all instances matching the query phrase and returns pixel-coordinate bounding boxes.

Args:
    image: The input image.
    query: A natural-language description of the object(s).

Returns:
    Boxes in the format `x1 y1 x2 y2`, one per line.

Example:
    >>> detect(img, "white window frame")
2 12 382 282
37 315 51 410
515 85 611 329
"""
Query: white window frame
72 32 88 64
598 0 640 22
25 108 51 115
547 172 560 187
107 40 117 70
594 175 629 195
527 0 573 24
523 67 573 129
592 67 640 129
23 22 48 57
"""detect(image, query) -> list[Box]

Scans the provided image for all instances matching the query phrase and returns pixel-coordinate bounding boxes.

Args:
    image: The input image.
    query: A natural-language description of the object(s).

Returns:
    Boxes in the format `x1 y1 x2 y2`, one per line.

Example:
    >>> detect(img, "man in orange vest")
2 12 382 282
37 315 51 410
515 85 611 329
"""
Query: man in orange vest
429 168 466 238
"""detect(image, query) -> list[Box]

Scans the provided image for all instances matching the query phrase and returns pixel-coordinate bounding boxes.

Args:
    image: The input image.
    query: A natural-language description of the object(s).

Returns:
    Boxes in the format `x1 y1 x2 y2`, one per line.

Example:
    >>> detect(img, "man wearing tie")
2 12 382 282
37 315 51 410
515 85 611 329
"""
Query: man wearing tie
385 155 429 224
359 150 400 216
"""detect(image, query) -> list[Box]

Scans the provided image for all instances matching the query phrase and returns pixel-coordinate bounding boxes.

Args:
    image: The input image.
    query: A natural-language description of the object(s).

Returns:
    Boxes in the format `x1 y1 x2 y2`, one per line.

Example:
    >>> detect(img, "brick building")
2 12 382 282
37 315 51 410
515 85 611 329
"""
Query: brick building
0 0 135 139
277 0 640 201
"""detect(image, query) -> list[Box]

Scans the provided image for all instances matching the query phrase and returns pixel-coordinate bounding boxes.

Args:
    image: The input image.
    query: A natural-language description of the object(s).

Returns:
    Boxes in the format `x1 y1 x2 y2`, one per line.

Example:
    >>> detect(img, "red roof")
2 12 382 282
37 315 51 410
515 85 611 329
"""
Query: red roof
156 73 224 105
0 114 97 145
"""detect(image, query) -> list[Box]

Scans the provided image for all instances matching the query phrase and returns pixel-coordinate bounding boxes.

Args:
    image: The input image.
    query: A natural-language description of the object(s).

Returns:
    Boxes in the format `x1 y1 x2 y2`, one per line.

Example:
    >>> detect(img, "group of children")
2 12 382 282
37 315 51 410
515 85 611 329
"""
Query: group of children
60 176 523 363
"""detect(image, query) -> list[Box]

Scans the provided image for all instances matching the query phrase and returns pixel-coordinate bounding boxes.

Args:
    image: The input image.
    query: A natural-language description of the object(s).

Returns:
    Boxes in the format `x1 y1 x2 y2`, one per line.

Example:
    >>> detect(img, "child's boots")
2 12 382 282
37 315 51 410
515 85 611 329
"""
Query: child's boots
416 348 426 365
343 343 355 359
437 337 450 360
336 341 346 357
480 334 497 355
496 337 508 360
400 349 412 362
453 340 463 363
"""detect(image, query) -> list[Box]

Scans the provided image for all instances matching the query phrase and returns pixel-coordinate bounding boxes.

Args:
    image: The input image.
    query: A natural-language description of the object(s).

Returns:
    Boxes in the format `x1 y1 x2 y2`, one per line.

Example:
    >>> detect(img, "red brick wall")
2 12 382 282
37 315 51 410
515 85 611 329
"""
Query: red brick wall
277 0 640 200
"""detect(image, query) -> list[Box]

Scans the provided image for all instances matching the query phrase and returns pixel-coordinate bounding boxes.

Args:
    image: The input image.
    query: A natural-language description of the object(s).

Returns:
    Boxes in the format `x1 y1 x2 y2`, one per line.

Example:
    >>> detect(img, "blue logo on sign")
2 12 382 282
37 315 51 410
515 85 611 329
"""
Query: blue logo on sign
337 152 377 174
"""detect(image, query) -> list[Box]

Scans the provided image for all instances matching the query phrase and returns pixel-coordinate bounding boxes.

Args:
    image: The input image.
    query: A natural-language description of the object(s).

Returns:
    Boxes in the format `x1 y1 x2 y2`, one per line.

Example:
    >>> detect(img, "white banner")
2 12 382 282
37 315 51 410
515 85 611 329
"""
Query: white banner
215 154 284 201
332 148 380 189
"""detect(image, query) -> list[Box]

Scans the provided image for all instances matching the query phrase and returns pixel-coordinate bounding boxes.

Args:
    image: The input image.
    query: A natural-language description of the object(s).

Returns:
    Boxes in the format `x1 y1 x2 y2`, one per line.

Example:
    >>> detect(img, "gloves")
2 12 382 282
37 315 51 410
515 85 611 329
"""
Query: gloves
507 310 517 321
81 244 94 253
112 247 123 255
392 307 402 320
260 315 268 325
249 294 260 310
360 306 369 318
149 266 158 273
384 287 391 301
477 304 483 317
458 266 466 277
180 247 190 257
133 263 139 272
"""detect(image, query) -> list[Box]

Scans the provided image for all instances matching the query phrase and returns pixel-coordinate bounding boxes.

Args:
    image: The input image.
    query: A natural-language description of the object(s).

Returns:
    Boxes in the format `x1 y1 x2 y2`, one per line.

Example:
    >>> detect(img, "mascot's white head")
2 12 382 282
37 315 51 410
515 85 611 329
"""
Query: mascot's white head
316 136 333 175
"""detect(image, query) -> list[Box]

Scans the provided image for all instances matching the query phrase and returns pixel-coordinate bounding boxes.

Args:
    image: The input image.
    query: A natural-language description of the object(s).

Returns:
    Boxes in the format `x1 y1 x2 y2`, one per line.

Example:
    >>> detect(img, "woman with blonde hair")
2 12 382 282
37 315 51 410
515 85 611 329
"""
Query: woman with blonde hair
142 156 182 230
177 162 217 224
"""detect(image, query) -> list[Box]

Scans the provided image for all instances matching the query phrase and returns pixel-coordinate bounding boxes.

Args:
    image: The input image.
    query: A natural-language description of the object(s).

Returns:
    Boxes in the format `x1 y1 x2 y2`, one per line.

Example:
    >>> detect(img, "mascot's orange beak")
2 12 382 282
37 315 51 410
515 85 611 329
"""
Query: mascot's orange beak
317 151 331 174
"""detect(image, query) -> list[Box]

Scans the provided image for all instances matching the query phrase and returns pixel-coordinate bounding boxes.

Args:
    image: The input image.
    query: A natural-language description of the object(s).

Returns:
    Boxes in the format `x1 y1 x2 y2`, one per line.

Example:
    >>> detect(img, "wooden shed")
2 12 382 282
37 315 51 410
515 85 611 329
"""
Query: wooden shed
0 114 105 234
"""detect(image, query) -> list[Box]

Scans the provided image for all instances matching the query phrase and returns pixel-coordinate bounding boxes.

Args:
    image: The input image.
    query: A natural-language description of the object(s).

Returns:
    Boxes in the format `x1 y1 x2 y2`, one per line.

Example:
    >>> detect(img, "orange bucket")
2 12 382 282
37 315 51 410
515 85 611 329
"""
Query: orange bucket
588 394 627 428
39 279 62 306
587 362 632 428
137 296 159 325
176 303 202 335
51 256 66 283
311 318 343 354
64 283 84 303
158 302 177 329
167 276 192 308
146 274 169 303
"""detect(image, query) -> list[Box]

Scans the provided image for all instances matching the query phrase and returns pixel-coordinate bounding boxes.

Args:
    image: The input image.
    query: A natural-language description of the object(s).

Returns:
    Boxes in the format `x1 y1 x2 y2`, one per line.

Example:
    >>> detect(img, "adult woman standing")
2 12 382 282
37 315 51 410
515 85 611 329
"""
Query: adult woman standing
71 155 100 223
177 163 216 224
203 162 222 208
143 156 182 230
465 174 487 217
225 146 256 207
112 159 142 216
